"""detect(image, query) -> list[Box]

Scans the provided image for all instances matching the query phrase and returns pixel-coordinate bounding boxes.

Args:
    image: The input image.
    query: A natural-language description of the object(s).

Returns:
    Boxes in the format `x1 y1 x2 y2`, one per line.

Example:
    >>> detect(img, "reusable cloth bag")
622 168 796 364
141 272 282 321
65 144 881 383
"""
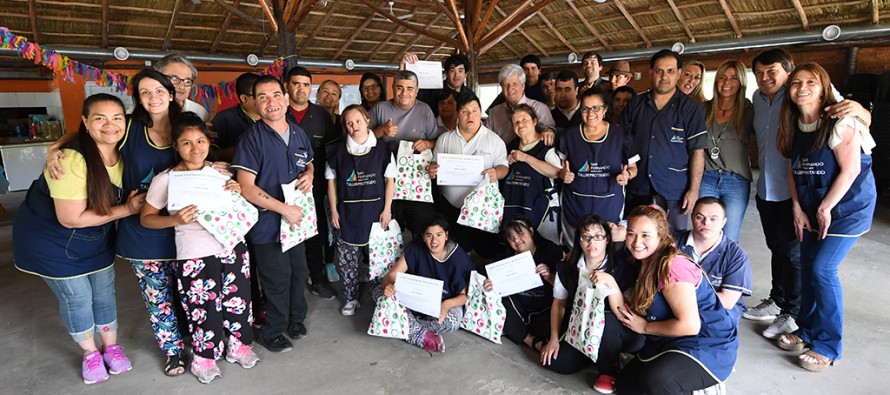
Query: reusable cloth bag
394 141 434 203
367 295 410 340
457 177 505 233
461 271 507 344
564 273 616 361
197 191 258 250
280 181 319 252
368 220 404 282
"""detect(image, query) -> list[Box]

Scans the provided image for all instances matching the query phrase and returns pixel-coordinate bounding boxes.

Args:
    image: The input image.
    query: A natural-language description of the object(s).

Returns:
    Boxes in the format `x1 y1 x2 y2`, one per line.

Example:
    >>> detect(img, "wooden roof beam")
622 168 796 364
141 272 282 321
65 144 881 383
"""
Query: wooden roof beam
665 0 695 43
565 1 611 51
475 0 499 42
425 40 450 61
211 0 240 52
355 0 462 51
366 5 420 62
480 3 552 56
286 0 318 31
392 13 445 62
536 11 578 54
333 13 375 58
613 0 651 47
28 0 39 42
258 0 279 32
214 0 265 28
300 1 338 49
101 0 108 47
445 0 469 52
790 0 808 29
717 0 743 38
479 0 534 45
162 0 183 50
871 0 880 24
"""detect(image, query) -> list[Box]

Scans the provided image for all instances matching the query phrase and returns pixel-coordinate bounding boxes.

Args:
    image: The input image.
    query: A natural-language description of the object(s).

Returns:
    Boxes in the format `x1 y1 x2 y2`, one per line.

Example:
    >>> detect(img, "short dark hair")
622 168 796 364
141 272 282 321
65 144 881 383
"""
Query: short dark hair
252 75 286 96
437 88 459 104
235 72 260 99
581 51 603 65
541 71 558 82
569 214 616 272
421 213 451 236
614 85 637 97
556 70 579 87
650 49 682 70
501 215 536 244
520 54 541 68
444 54 470 73
285 66 312 82
510 103 537 122
456 92 480 112
752 48 794 73
580 88 612 108
173 112 213 144
693 196 727 214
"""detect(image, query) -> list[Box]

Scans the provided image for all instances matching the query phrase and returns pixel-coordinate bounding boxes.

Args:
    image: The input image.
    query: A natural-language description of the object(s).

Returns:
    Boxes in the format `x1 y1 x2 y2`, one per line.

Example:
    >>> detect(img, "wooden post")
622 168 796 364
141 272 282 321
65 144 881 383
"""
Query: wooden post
274 1 297 70
464 0 480 94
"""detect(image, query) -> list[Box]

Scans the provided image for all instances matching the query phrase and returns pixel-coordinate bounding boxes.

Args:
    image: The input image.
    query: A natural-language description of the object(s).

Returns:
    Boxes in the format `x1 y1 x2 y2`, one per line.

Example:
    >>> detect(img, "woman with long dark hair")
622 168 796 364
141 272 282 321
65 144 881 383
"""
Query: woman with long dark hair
360 72 386 111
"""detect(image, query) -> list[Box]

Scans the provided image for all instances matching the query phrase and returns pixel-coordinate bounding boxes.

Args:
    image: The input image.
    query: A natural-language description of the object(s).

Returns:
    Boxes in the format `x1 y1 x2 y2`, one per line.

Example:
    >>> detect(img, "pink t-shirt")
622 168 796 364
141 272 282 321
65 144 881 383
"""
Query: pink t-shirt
658 256 702 290
145 169 227 260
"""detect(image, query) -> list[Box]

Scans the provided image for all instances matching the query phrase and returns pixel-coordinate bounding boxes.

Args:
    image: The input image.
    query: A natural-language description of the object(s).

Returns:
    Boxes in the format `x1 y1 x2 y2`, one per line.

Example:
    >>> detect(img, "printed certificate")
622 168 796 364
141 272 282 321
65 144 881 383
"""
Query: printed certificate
167 167 230 212
436 153 484 186
485 251 543 297
395 272 444 317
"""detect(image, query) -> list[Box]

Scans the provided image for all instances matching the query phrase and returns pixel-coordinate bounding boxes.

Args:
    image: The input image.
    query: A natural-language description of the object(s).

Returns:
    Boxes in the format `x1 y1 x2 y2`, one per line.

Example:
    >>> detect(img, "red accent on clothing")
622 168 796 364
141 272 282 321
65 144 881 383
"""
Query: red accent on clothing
290 106 308 124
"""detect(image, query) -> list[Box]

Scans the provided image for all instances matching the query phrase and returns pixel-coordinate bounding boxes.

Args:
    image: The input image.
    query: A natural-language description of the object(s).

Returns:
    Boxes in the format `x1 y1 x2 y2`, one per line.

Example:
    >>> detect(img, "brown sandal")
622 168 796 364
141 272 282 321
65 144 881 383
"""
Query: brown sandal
777 333 807 351
799 350 834 372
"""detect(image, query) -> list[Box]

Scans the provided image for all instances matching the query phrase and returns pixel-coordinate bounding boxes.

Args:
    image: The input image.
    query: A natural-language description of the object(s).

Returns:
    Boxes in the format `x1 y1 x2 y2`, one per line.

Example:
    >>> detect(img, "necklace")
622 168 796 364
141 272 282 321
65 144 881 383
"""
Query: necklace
710 121 729 161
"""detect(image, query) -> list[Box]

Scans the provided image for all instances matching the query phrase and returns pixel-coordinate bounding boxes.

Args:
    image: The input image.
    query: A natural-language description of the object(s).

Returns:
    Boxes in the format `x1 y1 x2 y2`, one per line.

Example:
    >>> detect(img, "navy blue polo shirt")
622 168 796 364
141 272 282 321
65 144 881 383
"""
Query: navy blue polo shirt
211 104 257 151
287 103 339 190
621 90 707 200
677 230 753 316
231 119 314 244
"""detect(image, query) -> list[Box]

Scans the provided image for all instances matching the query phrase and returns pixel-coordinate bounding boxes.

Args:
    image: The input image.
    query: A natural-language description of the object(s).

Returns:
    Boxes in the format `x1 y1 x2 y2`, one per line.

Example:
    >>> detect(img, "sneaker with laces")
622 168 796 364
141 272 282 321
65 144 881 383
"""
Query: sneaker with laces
310 282 337 300
226 343 260 369
762 314 799 339
256 334 293 353
326 263 340 282
82 350 109 384
286 322 308 340
190 355 222 384
742 299 780 321
341 300 360 316
422 332 445 353
102 344 132 375
593 374 616 394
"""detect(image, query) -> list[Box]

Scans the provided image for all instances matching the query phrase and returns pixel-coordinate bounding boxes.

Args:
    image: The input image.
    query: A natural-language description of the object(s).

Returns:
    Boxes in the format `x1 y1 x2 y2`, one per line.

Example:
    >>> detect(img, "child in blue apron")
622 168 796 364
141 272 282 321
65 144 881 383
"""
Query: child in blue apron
141 113 258 383
14 94 142 384
775 63 877 372
326 104 396 316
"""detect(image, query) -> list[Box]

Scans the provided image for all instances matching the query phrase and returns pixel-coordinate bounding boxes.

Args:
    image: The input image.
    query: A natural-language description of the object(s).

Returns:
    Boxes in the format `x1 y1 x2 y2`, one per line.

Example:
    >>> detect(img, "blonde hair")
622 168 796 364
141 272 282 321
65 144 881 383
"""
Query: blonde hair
627 206 681 316
705 60 749 137
317 79 342 115
682 60 706 104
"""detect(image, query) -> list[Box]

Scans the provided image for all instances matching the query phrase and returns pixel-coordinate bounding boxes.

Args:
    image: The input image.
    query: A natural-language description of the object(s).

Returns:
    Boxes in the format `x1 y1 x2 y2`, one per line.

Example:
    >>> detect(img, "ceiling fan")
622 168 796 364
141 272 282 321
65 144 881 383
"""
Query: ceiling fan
373 1 414 22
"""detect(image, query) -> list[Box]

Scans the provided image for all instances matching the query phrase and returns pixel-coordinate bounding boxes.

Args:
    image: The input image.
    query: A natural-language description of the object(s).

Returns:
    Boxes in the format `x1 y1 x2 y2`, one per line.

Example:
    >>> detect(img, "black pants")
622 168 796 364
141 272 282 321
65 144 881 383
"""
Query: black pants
544 313 644 376
617 352 718 395
503 298 551 345
253 242 308 339
755 196 802 316
439 200 505 259
392 200 437 237
305 189 334 285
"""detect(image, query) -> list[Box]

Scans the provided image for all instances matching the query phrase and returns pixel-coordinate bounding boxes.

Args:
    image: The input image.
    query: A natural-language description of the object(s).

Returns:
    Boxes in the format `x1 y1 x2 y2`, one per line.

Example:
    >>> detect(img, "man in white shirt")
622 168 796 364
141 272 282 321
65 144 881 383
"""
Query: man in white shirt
154 53 209 121
485 64 556 146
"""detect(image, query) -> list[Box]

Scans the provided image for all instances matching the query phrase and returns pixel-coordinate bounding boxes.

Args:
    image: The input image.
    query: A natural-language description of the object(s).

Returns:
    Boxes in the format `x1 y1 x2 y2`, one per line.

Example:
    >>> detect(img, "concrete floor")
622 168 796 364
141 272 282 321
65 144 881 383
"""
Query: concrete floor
1 186 889 395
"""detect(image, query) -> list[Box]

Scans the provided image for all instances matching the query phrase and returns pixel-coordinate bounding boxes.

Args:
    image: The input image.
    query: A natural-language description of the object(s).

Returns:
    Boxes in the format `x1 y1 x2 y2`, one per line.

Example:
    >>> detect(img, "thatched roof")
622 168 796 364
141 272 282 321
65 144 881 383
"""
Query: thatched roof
2 0 889 67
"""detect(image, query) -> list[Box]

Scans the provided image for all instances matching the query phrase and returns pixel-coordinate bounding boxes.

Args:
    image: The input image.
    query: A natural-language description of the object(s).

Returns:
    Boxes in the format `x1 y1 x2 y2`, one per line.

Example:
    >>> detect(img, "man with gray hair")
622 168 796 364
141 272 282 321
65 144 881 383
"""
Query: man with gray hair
485 64 556 146
154 53 209 121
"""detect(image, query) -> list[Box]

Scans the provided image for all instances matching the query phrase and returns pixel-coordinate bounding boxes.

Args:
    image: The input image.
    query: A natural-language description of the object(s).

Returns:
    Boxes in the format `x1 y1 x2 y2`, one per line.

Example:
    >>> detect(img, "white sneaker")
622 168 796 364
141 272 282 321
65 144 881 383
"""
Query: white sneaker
742 299 780 321
762 314 798 339
341 300 360 316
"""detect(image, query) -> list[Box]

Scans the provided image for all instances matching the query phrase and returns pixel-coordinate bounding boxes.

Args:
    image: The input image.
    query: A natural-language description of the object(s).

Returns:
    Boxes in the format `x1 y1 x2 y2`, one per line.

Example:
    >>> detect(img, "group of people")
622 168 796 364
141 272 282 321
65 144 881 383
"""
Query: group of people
11 45 877 394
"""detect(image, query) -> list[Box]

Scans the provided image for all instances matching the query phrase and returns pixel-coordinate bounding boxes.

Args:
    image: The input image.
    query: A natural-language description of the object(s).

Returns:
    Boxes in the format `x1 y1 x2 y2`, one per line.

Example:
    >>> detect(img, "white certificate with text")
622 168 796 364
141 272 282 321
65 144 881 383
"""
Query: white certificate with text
167 167 230 212
436 153 484 186
405 60 444 89
395 272 444 317
486 251 543 297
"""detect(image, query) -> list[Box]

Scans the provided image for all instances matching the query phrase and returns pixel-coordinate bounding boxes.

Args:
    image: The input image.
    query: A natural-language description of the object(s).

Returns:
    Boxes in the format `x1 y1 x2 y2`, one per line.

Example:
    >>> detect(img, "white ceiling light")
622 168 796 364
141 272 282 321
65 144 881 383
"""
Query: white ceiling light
822 25 841 41
246 54 259 66
671 42 685 54
113 47 130 60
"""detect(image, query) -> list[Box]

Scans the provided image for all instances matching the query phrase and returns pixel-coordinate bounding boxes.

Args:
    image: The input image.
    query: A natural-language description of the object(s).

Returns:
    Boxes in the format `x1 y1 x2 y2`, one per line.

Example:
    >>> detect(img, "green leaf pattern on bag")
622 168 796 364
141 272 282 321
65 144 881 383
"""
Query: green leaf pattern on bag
460 271 506 344
367 295 409 340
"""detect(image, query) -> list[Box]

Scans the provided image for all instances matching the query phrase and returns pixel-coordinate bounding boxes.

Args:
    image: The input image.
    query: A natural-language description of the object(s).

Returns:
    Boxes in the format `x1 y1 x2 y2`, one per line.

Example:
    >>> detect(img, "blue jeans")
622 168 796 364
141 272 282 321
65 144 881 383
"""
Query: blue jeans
796 232 859 361
699 170 750 242
43 265 118 343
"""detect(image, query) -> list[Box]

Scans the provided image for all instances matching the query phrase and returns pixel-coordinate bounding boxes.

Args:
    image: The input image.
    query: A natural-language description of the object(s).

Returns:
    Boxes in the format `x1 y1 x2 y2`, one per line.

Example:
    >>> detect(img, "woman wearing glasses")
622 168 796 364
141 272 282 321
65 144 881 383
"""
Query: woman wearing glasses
154 53 208 122
360 72 386 111
557 89 639 248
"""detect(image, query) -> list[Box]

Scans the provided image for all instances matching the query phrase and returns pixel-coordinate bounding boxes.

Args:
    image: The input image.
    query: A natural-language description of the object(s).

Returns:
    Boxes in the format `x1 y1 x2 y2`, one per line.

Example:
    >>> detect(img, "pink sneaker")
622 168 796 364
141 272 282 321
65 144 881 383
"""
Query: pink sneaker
82 350 108 384
102 344 132 375
422 332 444 353
226 342 260 369
593 374 616 394
190 355 222 384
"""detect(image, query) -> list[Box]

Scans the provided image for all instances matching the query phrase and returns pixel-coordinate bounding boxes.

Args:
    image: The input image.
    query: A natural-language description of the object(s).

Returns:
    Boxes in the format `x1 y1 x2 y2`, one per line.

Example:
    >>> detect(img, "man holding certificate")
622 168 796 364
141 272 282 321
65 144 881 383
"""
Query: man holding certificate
378 215 475 353
232 76 315 354
429 93 509 260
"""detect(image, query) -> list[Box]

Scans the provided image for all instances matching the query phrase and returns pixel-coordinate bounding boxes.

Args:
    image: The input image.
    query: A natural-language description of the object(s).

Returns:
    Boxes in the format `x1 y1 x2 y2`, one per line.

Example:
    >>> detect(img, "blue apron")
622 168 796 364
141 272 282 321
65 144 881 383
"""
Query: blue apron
791 120 876 236
13 144 122 278
559 124 627 225
501 139 553 228
116 119 177 260
327 140 391 245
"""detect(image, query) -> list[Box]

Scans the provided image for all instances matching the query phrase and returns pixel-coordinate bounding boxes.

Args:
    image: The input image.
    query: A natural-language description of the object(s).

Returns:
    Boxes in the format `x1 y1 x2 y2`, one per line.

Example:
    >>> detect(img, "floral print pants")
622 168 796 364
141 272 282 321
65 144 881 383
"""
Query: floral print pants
336 238 367 303
131 260 184 356
175 243 254 360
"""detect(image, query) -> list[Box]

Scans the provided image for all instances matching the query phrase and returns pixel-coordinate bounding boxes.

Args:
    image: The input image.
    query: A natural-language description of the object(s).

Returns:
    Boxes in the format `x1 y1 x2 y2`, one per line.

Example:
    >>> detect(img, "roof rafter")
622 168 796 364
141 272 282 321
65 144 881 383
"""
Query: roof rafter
566 1 611 51
286 0 318 31
258 0 279 33
872 0 880 24
613 0 652 47
790 0 809 29
365 5 421 61
474 0 499 42
665 0 696 43
28 0 40 42
445 0 469 52
101 0 108 47
333 12 375 58
355 0 462 51
392 13 445 63
478 0 534 45
214 0 266 28
162 0 183 50
717 0 743 38
211 0 240 53
300 1 338 50
535 10 577 54
482 4 551 57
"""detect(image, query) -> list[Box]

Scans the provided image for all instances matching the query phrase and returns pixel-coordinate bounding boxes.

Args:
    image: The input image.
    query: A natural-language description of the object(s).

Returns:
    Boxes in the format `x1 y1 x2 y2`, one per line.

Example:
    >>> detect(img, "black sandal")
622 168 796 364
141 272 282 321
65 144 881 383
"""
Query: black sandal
164 354 186 376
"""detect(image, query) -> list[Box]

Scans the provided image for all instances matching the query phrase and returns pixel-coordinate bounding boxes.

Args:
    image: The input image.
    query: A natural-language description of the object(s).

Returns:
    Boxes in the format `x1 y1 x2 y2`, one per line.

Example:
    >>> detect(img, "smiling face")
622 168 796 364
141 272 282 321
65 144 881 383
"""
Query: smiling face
716 67 741 99
83 100 127 147
506 226 535 254
522 63 540 86
555 79 578 110
137 77 173 116
511 110 538 141
175 127 210 169
501 74 525 107
651 57 680 95
361 79 382 103
317 82 341 110
612 91 633 115
610 73 630 89
287 75 312 107
342 108 369 143
159 62 193 105
438 94 457 120
457 100 482 134
692 202 727 240
677 64 702 96
446 64 466 90
788 70 824 108
754 62 790 99
392 78 418 110
578 223 609 263
254 81 289 123
580 94 607 126
582 57 602 80
626 216 662 261
423 225 449 255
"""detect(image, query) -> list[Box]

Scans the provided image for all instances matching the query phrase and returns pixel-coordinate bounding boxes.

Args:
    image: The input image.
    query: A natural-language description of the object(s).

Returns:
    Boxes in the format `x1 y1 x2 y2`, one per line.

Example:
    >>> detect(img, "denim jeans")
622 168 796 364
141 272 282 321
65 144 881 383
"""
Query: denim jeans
699 170 751 242
795 232 859 361
252 242 308 339
755 196 802 316
43 265 118 343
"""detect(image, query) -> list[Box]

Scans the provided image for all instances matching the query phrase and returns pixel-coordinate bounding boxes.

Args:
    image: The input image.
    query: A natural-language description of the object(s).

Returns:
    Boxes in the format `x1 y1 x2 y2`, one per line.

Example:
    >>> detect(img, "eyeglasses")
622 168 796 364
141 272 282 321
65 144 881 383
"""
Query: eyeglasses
581 105 606 113
166 75 194 87
361 84 380 92
579 234 607 243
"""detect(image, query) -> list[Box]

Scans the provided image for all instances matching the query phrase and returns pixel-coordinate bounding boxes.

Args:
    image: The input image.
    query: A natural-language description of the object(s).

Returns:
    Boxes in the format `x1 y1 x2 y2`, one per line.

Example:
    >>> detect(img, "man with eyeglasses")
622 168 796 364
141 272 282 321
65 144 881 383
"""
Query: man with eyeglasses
154 53 209 122
677 197 753 324
210 72 260 162
621 49 707 233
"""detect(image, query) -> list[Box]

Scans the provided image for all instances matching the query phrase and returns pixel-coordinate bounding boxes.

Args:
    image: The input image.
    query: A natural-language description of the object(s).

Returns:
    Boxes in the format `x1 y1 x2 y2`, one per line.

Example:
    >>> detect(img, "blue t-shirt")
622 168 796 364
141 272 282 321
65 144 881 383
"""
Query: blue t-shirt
404 241 475 301
677 231 753 317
